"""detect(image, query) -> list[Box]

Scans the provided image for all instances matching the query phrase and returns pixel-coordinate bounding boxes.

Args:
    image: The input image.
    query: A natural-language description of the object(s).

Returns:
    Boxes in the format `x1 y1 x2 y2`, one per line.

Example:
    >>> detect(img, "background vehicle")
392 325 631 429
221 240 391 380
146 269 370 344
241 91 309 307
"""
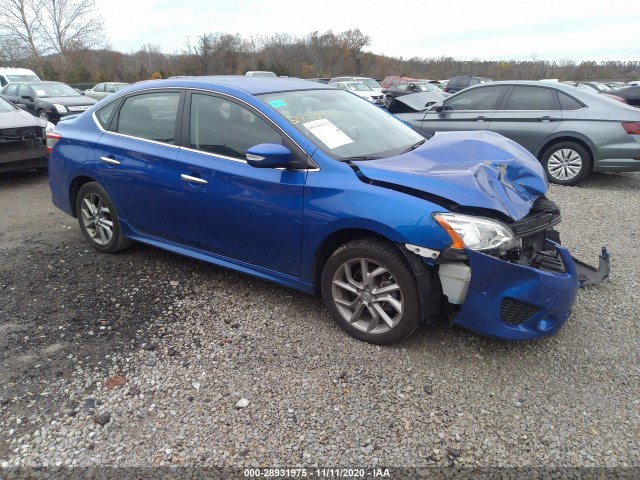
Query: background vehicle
0 68 41 87
84 82 130 100
47 76 606 345
393 80 640 185
329 76 382 94
572 82 626 103
380 75 416 89
1 81 96 123
0 96 48 173
330 81 384 104
245 71 277 77
612 86 640 108
382 81 447 108
444 76 492 93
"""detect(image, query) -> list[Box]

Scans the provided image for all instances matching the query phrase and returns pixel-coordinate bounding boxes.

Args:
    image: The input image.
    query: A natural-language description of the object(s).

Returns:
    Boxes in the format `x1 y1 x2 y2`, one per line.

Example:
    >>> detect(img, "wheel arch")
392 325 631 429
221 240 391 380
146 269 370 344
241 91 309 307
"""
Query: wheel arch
536 135 595 172
312 228 389 295
69 175 99 218
312 228 440 324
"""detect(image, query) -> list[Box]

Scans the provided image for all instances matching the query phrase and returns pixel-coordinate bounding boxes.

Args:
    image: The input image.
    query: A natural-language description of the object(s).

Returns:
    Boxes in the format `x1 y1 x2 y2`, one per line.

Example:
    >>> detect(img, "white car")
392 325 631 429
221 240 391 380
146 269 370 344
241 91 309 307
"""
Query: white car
330 81 384 104
85 82 130 100
329 76 383 95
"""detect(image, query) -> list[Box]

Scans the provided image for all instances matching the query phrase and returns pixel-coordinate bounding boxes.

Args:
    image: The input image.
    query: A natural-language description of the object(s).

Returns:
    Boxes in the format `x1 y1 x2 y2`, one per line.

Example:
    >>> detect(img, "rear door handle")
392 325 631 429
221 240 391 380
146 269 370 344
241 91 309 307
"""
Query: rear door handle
475 116 486 122
181 174 208 185
100 156 120 165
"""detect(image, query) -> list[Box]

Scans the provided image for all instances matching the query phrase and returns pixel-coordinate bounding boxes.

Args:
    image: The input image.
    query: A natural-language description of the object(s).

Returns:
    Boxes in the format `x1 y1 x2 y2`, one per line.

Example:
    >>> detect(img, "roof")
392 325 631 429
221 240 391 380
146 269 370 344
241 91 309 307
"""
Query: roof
134 75 332 95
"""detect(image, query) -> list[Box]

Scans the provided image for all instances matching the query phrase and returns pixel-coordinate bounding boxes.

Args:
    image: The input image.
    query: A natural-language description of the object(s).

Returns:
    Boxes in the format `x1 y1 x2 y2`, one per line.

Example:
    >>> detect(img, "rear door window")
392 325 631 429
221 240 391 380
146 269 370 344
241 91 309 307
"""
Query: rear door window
504 86 559 110
112 91 181 144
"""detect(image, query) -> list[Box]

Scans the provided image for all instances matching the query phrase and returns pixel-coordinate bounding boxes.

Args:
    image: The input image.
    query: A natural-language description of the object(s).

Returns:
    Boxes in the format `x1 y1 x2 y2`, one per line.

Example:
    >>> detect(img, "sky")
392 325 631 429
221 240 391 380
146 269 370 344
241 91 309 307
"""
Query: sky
94 0 640 63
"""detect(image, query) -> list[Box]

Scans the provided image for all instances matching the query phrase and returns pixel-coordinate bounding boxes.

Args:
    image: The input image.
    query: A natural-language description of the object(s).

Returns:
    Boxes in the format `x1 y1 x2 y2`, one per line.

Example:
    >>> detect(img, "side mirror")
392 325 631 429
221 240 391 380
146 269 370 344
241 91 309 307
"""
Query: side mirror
434 105 444 112
246 143 294 169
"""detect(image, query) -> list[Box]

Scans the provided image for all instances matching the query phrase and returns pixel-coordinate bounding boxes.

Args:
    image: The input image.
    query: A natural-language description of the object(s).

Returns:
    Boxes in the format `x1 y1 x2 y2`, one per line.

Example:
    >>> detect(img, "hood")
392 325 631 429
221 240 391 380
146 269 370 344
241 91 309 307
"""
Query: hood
353 131 548 221
0 109 46 129
42 96 96 106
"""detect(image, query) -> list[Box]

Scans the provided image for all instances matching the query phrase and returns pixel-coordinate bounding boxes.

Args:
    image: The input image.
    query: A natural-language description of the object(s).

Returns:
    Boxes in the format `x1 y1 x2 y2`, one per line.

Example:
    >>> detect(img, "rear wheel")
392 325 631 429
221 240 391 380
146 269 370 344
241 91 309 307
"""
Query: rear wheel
321 238 421 344
541 141 591 186
75 182 132 253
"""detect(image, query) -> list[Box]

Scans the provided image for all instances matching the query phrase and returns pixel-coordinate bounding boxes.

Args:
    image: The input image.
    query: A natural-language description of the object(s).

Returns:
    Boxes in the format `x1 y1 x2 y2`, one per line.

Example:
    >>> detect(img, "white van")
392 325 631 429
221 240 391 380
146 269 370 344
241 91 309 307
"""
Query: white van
0 68 41 87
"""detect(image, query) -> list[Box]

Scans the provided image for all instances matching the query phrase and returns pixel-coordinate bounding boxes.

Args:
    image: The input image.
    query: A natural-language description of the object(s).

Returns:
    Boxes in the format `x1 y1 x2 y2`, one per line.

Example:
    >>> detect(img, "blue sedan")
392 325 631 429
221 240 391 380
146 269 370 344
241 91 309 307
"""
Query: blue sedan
47 76 608 344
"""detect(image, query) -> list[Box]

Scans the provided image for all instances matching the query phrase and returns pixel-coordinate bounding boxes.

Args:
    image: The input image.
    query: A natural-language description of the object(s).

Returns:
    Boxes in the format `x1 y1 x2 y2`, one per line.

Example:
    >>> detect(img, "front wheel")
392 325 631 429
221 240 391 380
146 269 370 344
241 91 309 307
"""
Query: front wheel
37 109 48 121
384 96 393 108
75 182 132 253
321 238 421 344
541 141 592 186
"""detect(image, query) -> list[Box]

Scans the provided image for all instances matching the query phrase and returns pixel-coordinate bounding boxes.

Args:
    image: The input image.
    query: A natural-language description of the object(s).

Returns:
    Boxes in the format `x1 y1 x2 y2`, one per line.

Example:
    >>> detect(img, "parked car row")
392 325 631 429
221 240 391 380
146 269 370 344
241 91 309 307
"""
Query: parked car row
0 95 48 173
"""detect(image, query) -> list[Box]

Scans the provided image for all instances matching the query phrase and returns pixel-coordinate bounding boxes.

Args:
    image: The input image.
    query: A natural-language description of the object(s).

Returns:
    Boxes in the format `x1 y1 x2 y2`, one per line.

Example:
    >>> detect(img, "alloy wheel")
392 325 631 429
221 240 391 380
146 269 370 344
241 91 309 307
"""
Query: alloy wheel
547 148 583 181
80 192 114 246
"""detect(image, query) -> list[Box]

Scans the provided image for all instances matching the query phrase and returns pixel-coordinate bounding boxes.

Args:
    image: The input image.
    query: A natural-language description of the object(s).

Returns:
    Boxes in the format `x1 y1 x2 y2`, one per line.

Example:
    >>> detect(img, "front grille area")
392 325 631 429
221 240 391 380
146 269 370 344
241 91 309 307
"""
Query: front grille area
501 298 540 325
0 126 42 142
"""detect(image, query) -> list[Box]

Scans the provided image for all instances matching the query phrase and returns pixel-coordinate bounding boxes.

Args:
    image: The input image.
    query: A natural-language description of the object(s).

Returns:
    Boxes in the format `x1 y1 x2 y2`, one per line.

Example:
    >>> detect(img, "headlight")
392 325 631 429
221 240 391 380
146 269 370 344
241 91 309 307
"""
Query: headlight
53 104 67 113
434 213 517 254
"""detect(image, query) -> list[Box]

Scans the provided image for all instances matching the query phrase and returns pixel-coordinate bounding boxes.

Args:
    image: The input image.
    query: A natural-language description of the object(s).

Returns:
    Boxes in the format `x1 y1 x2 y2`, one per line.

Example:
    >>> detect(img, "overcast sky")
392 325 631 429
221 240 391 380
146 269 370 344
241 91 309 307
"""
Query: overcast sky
94 0 640 62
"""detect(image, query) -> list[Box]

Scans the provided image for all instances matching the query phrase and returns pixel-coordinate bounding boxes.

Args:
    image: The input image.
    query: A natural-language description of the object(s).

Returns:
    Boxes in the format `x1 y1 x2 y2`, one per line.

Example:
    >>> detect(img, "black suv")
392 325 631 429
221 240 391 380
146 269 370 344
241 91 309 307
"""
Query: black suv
444 76 492 93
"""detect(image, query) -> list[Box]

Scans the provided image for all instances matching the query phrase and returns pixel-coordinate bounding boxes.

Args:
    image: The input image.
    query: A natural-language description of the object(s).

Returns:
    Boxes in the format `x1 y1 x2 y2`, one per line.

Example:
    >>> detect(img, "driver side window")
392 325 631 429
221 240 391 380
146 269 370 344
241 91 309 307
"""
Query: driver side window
189 93 282 160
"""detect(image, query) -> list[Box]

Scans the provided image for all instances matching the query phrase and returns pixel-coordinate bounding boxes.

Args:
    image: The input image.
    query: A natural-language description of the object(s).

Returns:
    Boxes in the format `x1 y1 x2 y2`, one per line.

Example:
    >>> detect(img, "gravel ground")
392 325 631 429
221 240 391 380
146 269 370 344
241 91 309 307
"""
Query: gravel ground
0 170 639 473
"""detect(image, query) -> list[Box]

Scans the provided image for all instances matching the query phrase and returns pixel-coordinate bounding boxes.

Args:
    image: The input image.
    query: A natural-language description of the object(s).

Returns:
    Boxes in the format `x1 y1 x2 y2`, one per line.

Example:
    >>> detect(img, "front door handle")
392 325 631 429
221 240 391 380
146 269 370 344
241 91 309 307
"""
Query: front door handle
181 174 208 185
476 116 486 122
100 156 120 165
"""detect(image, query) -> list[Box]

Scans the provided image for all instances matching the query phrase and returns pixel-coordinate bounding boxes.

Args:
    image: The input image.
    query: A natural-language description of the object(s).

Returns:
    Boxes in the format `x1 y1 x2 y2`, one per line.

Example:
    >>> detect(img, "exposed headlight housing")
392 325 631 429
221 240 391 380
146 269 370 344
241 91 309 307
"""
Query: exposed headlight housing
434 213 517 254
53 104 68 113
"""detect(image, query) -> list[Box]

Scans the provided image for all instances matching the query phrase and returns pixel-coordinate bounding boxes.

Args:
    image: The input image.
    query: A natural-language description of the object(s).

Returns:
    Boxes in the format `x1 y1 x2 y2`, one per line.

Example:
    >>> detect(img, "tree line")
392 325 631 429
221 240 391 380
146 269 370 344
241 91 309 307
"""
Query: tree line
2 2 638 84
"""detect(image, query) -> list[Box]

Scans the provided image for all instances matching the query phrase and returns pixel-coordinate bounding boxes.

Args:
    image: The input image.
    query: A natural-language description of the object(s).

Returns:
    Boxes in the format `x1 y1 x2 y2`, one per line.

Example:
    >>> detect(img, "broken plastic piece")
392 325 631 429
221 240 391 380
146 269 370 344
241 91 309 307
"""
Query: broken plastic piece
573 247 610 287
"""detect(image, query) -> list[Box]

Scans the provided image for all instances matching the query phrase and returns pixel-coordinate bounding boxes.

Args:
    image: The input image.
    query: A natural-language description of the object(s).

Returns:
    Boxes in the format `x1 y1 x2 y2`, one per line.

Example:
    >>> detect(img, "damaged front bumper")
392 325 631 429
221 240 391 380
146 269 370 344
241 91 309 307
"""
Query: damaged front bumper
446 242 610 341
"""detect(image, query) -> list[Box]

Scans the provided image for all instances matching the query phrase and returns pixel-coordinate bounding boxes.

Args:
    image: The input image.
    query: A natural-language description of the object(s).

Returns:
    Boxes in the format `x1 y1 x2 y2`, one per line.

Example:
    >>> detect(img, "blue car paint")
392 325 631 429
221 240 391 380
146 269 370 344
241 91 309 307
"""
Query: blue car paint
353 131 549 222
454 245 579 340
48 76 588 341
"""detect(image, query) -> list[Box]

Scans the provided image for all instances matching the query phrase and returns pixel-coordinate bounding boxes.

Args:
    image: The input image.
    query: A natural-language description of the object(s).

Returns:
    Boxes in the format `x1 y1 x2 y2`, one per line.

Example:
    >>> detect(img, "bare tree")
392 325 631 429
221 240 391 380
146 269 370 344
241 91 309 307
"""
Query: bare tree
0 0 47 72
39 0 103 79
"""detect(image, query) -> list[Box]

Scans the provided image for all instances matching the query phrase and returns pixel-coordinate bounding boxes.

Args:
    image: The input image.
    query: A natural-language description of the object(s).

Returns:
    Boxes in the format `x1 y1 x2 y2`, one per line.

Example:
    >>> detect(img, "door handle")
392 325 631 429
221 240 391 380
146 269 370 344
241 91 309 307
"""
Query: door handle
475 116 486 122
540 116 551 122
181 174 208 185
100 156 120 165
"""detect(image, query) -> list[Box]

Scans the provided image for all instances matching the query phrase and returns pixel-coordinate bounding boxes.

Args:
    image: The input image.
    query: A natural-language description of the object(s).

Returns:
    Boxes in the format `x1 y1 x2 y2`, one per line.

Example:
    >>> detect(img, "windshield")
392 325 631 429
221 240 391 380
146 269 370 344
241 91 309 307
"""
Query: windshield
32 83 84 97
358 78 381 89
260 89 424 160
348 83 373 92
0 96 17 112
7 74 40 82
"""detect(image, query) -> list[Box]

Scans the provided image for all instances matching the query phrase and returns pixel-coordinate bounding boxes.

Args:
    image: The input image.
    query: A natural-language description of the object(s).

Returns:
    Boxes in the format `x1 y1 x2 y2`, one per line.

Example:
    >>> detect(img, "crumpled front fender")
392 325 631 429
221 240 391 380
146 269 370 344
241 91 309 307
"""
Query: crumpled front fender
452 245 579 341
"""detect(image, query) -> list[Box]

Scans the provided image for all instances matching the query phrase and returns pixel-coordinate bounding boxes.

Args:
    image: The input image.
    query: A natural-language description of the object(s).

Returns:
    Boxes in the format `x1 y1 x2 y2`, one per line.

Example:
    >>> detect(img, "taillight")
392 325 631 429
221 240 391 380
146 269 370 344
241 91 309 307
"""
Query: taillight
622 122 640 134
47 132 61 154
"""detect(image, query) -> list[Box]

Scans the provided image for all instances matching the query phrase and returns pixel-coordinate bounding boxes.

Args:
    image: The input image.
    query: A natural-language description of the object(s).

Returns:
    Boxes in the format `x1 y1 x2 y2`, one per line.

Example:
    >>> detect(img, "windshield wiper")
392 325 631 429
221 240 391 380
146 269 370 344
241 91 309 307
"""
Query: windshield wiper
401 139 426 154
339 156 383 162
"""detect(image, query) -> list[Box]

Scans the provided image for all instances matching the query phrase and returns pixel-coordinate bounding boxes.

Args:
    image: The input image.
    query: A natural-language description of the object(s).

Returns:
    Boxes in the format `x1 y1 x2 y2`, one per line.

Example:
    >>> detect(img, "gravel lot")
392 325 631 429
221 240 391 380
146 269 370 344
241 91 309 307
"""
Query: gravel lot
1 170 639 473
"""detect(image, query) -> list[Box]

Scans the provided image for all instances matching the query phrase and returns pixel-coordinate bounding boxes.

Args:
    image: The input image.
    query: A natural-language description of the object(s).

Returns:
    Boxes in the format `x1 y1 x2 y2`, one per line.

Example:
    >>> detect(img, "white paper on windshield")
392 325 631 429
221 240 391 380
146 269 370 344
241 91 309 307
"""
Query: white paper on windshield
302 118 353 150
35 89 47 96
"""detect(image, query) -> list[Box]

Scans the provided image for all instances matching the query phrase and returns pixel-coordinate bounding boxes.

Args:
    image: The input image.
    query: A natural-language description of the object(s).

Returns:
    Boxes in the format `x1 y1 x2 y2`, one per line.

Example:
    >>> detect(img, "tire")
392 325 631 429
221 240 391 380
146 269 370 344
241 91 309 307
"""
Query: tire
541 141 592 186
321 238 421 344
75 182 132 253
384 96 393 108
37 109 48 121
